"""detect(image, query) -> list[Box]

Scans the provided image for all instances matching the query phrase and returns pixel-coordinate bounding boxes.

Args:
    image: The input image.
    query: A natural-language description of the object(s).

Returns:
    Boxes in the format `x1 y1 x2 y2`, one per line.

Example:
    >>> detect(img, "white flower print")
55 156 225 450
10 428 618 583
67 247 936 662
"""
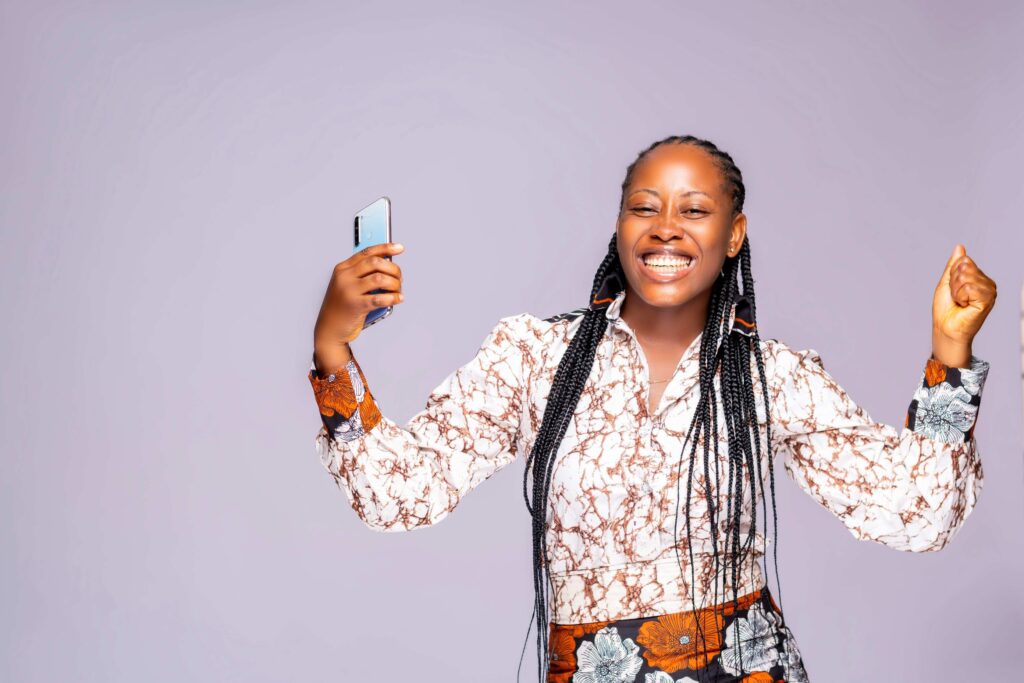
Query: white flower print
914 383 976 441
718 602 782 675
779 624 809 683
574 626 644 683
757 606 808 683
959 368 984 397
643 673 698 683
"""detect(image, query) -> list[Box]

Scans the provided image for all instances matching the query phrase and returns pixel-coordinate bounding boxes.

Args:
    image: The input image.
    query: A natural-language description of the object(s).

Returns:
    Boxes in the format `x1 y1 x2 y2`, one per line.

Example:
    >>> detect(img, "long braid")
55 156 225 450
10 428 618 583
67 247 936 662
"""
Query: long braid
520 234 620 683
518 136 784 682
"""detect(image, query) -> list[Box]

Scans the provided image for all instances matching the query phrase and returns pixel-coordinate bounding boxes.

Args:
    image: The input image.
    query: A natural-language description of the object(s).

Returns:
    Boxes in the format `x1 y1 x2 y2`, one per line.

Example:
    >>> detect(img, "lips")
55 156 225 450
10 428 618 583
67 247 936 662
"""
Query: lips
639 246 697 260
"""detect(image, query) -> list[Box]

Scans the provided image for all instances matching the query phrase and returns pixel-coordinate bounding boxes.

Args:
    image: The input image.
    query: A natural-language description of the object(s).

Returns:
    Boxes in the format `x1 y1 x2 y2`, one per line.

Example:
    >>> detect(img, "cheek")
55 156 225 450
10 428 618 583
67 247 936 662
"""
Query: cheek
615 230 635 265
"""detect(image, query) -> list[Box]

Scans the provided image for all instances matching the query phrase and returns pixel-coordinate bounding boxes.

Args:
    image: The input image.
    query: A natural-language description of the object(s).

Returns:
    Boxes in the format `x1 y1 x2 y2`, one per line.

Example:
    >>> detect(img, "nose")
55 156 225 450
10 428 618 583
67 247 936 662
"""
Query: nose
649 219 686 241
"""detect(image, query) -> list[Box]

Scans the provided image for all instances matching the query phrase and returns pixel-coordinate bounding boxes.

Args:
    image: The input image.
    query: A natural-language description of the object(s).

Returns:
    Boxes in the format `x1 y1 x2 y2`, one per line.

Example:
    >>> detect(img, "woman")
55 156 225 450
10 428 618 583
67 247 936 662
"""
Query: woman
308 135 996 682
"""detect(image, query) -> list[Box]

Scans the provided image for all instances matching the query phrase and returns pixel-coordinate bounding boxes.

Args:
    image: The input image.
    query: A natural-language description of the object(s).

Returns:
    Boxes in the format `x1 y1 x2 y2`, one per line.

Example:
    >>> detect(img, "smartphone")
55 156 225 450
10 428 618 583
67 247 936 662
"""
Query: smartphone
353 196 394 329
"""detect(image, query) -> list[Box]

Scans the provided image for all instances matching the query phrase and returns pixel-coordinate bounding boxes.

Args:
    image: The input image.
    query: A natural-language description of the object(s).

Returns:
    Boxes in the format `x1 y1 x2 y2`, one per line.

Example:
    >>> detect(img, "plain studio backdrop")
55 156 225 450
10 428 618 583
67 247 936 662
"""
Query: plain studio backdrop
2 1 1022 681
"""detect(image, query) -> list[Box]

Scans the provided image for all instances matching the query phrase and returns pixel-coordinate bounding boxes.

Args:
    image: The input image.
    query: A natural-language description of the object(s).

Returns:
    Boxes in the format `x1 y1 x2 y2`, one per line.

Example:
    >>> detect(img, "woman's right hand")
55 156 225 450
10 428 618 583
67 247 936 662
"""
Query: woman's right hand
313 241 405 375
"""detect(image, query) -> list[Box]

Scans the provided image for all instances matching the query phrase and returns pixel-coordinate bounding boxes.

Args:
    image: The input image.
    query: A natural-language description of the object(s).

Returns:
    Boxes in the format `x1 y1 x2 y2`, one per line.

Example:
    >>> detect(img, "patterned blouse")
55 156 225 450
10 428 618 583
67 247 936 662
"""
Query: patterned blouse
308 289 990 625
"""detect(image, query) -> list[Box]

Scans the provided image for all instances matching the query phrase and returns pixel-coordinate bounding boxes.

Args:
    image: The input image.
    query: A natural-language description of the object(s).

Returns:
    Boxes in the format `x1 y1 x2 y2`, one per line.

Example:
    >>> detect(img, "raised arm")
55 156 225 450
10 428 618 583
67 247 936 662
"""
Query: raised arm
309 314 533 532
770 343 990 553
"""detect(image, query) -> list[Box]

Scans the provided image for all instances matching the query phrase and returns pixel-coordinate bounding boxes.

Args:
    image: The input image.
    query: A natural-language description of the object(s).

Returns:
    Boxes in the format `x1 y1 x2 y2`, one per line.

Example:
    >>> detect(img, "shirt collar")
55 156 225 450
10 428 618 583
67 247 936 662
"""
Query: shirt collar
602 288 740 411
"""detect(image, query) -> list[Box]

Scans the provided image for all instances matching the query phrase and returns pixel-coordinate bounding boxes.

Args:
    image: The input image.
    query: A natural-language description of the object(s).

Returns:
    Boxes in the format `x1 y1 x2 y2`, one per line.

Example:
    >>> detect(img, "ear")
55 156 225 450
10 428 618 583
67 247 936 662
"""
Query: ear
729 212 747 255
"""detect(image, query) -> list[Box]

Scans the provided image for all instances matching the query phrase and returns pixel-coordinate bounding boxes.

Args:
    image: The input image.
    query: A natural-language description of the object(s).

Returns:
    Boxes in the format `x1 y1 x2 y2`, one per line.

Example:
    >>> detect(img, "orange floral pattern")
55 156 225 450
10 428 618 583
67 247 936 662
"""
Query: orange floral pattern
546 586 807 682
636 606 725 672
546 628 577 683
308 357 382 438
924 356 948 387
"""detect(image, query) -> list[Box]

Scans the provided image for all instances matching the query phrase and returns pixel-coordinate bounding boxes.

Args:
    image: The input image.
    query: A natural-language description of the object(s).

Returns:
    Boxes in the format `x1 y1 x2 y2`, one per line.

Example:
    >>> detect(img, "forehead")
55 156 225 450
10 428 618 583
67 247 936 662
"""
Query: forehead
627 143 722 195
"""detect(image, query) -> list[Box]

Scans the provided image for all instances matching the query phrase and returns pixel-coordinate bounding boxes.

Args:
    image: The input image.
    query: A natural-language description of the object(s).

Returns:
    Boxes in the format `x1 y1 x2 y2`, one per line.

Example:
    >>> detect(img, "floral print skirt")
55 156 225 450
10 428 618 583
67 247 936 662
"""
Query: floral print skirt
546 585 809 683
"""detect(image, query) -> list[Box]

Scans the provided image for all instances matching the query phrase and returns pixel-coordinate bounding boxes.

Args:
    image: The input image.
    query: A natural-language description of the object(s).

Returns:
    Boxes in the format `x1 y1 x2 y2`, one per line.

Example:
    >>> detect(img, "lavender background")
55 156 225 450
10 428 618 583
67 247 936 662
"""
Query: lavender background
3 1 1023 681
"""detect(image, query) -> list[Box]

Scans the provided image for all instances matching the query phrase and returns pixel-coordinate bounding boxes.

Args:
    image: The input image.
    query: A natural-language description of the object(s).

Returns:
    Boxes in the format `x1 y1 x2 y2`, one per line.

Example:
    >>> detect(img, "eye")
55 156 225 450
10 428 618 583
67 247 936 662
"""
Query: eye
632 206 657 214
683 208 708 216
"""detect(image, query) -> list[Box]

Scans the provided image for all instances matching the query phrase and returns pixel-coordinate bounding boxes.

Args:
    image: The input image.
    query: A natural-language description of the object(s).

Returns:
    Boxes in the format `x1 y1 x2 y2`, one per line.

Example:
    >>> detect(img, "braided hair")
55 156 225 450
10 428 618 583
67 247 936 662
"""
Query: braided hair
518 135 784 682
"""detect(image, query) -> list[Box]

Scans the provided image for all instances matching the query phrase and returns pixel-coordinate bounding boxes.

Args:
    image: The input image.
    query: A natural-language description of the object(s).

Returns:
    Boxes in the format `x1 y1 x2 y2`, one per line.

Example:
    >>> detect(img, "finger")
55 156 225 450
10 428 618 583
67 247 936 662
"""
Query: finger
938 243 966 288
959 263 996 294
953 256 979 278
358 241 404 259
350 253 403 280
950 262 994 298
355 271 402 296
951 280 986 308
361 291 403 309
950 263 973 289
337 242 405 271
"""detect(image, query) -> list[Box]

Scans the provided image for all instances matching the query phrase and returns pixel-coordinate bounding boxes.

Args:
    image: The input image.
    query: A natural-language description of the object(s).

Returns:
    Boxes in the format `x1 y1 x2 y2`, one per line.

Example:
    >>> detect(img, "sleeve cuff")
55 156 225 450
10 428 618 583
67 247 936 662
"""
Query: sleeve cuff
904 353 990 443
308 354 383 442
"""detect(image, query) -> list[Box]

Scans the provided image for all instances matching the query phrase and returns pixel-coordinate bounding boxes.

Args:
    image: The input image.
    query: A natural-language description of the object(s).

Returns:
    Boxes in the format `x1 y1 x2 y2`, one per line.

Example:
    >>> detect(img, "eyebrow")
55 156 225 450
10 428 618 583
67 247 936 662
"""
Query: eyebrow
629 188 712 199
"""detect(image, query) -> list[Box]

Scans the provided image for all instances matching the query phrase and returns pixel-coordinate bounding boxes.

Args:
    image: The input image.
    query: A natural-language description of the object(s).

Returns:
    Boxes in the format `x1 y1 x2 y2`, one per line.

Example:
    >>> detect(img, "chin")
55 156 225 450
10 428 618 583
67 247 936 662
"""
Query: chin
632 282 694 307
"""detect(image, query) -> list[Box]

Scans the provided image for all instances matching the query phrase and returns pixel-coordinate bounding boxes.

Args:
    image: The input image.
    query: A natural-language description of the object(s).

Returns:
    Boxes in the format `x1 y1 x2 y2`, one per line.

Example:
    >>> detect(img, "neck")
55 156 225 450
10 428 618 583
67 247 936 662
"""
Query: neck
619 286 709 348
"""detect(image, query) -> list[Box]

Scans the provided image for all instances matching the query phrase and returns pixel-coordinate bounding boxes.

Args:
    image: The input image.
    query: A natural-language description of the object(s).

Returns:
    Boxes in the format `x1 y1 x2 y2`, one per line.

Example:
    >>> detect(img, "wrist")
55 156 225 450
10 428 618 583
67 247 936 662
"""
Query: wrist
931 328 972 368
313 341 353 377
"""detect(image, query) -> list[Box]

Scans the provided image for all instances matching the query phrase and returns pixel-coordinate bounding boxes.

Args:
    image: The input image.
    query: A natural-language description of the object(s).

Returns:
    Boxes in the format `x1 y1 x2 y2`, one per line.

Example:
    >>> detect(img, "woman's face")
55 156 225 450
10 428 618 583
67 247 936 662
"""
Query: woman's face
616 143 746 310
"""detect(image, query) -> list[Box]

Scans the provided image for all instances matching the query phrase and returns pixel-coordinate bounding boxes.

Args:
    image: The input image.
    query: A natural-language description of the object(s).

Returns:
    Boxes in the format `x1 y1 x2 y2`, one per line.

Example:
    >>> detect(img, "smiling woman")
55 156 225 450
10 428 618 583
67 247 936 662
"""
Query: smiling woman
309 135 994 683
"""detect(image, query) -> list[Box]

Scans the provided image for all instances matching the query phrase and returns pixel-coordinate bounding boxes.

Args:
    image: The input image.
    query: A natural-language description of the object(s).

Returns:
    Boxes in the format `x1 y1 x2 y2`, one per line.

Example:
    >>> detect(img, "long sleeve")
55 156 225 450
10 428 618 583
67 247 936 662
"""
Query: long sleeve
770 343 991 553
308 314 532 532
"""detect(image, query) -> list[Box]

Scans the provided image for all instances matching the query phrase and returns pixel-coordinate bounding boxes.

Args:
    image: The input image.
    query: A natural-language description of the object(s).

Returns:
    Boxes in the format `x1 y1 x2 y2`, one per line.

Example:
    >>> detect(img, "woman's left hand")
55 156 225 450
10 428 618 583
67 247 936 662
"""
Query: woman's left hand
931 243 997 366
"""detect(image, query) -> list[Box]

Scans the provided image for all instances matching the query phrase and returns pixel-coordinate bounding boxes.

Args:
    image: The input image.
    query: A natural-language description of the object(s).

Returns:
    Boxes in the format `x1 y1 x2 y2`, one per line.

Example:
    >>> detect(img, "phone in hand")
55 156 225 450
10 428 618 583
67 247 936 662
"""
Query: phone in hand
353 196 394 329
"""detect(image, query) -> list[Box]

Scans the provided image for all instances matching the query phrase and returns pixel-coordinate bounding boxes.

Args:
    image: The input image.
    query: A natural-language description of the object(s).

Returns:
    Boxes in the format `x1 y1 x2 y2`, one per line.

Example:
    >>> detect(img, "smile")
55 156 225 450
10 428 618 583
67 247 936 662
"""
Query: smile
637 253 697 282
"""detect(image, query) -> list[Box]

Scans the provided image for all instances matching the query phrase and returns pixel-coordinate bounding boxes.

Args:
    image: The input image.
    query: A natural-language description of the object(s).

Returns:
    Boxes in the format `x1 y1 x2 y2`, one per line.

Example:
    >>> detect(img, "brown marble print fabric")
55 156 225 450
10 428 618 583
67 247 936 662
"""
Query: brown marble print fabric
309 289 990 625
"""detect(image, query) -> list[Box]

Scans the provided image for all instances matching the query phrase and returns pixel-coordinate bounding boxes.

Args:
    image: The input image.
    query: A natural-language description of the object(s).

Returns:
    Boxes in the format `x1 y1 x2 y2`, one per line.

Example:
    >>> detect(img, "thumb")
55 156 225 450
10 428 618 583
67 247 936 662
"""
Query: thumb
938 243 966 287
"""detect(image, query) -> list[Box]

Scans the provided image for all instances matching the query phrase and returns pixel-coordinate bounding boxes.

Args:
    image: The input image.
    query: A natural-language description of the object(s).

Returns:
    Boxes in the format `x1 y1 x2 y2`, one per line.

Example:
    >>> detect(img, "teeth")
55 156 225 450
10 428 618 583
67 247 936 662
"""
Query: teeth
643 254 693 268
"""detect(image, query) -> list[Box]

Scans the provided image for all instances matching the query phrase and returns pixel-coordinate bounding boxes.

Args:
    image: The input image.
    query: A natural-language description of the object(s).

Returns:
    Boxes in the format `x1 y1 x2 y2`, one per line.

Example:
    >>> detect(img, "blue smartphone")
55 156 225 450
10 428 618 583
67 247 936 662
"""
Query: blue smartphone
353 196 394 329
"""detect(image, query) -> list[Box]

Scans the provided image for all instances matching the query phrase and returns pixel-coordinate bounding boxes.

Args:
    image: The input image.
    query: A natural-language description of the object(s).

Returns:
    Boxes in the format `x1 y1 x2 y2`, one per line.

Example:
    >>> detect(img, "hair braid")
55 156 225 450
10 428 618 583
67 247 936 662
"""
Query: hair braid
518 136 783 683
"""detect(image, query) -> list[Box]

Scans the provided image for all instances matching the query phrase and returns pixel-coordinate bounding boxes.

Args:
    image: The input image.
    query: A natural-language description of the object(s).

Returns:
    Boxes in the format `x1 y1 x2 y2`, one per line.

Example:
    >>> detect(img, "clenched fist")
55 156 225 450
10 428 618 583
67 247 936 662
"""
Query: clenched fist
313 242 405 375
931 243 996 368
